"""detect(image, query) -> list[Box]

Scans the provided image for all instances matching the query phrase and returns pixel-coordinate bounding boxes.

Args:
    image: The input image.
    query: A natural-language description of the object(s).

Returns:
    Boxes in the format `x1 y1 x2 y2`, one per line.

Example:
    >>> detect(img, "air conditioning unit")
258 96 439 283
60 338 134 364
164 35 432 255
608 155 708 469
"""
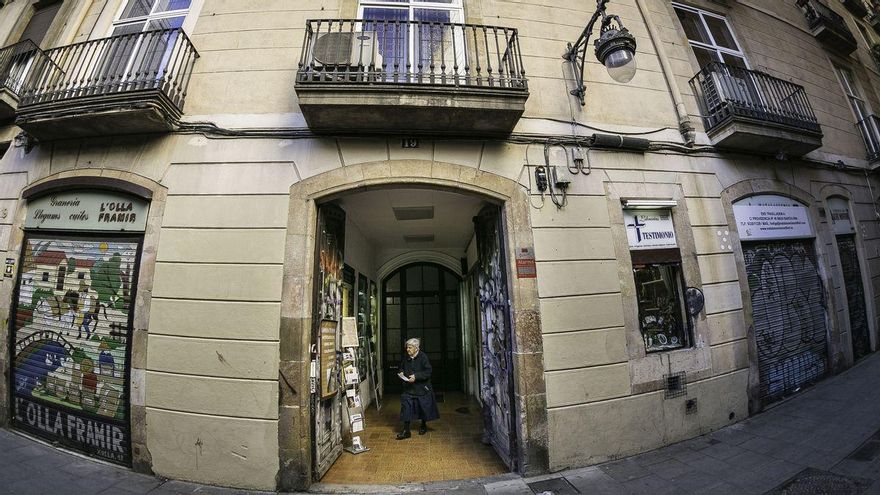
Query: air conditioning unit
313 31 382 68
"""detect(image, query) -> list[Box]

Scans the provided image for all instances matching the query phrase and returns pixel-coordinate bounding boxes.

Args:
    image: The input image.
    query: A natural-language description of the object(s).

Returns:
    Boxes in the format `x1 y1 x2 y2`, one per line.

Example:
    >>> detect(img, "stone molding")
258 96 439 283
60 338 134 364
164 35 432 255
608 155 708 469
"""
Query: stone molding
278 160 548 490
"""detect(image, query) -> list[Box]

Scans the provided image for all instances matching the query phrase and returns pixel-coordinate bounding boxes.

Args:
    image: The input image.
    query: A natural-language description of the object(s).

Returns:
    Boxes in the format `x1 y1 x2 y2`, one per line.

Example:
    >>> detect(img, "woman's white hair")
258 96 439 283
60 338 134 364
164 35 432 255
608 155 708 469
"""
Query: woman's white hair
405 338 420 349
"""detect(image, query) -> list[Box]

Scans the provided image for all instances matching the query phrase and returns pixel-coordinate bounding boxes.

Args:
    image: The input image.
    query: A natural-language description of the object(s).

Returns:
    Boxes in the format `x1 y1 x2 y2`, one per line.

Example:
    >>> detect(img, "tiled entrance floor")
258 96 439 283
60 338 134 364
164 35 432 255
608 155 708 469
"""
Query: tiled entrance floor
321 392 508 484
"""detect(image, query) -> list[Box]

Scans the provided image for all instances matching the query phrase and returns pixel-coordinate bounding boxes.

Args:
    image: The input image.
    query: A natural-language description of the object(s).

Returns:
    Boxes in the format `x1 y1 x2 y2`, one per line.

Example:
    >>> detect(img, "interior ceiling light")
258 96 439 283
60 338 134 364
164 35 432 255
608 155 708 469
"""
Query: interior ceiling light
404 234 435 243
564 0 638 105
623 199 678 209
393 206 434 221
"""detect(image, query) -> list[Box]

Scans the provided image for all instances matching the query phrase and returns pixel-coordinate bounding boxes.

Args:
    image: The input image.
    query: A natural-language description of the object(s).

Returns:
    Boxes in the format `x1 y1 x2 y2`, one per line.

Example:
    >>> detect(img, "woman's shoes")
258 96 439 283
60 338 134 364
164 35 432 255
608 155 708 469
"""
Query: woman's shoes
418 424 427 435
396 430 411 440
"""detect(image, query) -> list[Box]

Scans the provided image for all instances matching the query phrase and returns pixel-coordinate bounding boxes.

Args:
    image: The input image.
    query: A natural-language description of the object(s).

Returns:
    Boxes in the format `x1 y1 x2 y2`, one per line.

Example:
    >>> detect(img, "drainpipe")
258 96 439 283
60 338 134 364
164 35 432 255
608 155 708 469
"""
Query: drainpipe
634 0 696 146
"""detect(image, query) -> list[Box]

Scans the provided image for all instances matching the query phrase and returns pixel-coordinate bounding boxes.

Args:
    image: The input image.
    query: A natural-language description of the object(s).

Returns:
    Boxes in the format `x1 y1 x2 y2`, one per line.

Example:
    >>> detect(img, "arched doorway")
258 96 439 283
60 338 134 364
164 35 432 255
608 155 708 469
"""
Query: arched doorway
382 263 462 393
306 186 516 484
278 160 549 491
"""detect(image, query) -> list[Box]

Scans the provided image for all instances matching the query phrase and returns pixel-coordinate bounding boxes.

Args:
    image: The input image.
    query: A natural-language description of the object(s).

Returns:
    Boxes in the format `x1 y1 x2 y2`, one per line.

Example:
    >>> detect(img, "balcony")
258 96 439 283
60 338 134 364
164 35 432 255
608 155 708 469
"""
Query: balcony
797 0 858 56
690 62 823 156
15 28 198 140
841 0 870 18
856 115 880 163
0 40 54 122
869 11 880 35
871 44 880 71
295 19 529 136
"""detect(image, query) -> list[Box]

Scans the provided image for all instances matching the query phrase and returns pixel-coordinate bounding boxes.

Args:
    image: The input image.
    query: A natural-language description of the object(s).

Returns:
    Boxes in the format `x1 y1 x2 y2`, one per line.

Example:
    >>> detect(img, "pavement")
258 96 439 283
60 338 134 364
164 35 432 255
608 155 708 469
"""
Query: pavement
4 354 880 494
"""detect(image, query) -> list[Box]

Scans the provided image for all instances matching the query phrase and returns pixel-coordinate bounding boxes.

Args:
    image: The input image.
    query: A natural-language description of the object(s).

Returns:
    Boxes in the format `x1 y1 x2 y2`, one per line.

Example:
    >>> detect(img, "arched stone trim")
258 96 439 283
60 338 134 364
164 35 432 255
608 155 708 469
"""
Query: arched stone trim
0 168 167 475
723 178 815 206
719 178 841 414
817 185 878 366
377 251 463 280
22 176 154 200
818 184 854 201
277 160 547 491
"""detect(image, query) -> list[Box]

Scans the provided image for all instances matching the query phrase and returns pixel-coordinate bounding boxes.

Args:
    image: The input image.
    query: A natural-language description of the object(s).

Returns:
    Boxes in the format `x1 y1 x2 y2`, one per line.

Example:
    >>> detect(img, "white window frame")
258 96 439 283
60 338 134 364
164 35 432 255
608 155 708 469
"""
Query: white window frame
834 64 880 157
109 0 203 36
356 0 466 79
100 0 201 86
671 2 750 69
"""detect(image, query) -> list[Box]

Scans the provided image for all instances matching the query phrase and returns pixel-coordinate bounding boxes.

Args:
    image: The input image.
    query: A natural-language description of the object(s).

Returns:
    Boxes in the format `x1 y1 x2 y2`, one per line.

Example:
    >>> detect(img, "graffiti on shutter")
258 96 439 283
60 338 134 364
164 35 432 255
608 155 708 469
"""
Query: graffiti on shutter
11 235 140 465
744 240 828 402
474 206 516 469
837 235 871 360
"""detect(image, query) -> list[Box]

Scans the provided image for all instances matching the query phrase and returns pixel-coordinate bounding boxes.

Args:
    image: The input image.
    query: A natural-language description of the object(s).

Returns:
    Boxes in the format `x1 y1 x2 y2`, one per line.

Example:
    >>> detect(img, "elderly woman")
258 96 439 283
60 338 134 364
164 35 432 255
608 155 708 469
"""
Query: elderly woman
396 338 439 439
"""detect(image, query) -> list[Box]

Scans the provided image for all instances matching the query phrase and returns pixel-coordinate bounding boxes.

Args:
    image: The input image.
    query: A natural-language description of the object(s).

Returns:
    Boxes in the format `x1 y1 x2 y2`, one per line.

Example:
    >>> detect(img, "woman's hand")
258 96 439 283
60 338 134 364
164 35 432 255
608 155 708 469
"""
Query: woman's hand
407 375 416 383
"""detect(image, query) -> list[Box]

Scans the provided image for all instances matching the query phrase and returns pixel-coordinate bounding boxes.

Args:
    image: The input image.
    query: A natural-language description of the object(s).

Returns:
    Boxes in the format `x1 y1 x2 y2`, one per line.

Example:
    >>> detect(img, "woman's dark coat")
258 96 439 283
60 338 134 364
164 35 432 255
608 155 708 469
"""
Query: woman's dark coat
399 351 440 422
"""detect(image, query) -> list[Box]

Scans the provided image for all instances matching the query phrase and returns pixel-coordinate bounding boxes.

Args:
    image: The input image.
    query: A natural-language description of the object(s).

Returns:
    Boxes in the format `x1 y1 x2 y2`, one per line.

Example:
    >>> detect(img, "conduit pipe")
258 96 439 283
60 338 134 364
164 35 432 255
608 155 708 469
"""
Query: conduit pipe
634 0 696 146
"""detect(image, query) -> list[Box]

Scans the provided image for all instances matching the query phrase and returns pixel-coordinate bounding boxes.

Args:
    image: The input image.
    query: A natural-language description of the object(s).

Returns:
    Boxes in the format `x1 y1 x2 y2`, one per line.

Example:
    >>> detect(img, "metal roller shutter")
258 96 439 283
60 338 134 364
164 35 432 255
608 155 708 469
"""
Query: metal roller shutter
744 239 828 403
11 234 141 465
837 235 871 360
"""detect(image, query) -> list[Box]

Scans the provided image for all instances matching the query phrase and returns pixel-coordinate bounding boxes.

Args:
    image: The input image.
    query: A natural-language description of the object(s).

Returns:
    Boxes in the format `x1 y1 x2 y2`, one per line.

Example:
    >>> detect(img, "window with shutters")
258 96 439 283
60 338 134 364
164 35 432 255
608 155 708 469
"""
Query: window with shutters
18 1 63 45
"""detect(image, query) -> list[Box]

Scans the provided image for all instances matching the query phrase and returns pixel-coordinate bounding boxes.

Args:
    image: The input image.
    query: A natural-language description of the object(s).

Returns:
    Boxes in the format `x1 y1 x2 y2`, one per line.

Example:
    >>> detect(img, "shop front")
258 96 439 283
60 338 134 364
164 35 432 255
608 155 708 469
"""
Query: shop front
8 189 149 465
733 194 829 404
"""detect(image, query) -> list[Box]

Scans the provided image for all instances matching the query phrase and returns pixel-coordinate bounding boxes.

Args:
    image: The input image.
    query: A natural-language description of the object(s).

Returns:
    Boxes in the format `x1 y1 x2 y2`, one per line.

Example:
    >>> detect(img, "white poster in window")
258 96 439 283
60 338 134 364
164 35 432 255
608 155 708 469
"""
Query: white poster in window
341 317 358 348
827 197 854 235
733 195 813 240
624 209 677 250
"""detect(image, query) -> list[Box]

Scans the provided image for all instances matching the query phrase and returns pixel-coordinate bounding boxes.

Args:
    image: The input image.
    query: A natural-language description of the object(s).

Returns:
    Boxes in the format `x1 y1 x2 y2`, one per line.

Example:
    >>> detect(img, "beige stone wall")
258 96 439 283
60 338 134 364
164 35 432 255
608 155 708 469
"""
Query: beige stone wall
660 0 880 163
0 0 878 490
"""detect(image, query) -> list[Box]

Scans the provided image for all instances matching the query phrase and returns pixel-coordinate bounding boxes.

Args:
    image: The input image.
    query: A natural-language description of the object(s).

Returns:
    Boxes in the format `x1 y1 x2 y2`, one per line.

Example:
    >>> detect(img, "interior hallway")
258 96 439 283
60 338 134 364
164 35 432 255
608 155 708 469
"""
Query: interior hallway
320 392 508 484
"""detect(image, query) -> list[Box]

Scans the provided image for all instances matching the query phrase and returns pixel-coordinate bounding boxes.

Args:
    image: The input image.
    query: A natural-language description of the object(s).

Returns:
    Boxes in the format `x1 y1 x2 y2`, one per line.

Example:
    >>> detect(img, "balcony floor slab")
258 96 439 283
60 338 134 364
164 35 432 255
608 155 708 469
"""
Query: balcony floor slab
15 90 181 140
0 89 17 123
295 85 528 136
708 119 823 157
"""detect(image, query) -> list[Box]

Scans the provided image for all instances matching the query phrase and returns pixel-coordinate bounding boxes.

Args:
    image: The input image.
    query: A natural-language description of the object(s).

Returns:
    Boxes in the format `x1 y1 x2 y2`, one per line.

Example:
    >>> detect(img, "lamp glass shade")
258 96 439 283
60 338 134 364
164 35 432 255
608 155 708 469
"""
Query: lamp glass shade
604 48 636 83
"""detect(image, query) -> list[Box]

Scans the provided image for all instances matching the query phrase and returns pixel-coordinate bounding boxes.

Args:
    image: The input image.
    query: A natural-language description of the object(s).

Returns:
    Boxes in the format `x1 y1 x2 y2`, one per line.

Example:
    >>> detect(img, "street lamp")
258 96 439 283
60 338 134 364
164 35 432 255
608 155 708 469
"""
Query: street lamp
564 0 638 105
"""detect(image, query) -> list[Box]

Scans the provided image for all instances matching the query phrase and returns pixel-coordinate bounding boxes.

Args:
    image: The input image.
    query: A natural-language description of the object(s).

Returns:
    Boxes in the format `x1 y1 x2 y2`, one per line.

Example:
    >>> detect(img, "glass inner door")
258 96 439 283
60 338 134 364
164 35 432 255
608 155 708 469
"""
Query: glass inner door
382 264 461 392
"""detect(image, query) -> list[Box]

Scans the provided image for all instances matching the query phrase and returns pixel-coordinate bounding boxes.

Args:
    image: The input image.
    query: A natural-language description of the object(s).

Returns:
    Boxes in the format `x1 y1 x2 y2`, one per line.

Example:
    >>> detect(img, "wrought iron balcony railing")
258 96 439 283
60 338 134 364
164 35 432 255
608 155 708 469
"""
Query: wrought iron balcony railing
296 19 527 91
689 62 821 135
856 115 880 162
18 28 198 111
0 40 57 97
797 0 858 53
841 0 869 18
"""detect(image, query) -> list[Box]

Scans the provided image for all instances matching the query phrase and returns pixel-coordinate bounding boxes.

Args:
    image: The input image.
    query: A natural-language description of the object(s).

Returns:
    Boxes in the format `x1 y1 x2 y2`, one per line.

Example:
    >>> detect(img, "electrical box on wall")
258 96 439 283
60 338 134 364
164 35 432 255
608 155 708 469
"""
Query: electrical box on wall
550 166 572 189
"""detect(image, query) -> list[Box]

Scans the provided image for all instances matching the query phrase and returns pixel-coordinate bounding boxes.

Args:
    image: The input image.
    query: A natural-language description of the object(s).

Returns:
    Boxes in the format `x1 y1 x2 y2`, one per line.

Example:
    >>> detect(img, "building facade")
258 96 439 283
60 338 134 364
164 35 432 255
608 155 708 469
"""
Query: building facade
0 0 879 490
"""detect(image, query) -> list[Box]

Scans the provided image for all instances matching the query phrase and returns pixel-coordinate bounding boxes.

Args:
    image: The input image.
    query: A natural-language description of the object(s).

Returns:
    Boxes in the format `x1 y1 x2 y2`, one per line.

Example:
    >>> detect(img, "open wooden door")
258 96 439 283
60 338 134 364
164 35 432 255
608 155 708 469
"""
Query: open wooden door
473 206 516 469
312 204 346 480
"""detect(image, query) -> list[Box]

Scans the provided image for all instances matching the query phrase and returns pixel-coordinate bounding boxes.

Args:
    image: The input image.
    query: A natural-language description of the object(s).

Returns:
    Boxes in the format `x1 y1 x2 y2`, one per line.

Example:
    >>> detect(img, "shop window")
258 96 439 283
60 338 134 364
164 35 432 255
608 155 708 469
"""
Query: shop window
624 208 691 353
632 252 690 352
